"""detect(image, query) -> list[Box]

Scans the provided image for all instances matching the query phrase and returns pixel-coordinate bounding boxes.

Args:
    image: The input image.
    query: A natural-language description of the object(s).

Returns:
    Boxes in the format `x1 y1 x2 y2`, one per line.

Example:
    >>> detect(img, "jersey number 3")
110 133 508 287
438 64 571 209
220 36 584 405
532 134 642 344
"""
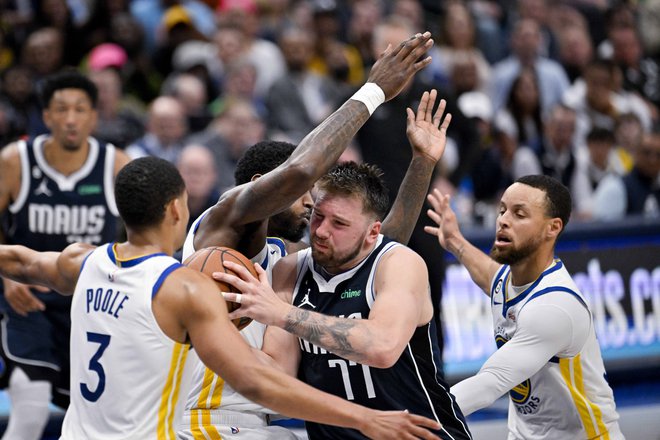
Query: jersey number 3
80 332 111 402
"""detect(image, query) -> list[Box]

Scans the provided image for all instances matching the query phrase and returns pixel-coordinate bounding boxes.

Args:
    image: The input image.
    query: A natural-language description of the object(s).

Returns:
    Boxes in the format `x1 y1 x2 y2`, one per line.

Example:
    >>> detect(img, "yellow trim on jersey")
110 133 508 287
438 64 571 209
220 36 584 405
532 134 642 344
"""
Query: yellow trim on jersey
560 355 610 440
157 343 190 440
111 243 155 263
191 368 225 438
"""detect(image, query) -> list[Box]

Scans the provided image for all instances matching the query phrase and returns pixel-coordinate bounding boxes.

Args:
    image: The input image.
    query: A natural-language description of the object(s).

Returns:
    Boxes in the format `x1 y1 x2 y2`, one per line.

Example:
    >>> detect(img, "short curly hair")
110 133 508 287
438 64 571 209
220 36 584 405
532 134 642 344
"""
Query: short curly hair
234 141 296 185
39 69 98 108
115 157 185 229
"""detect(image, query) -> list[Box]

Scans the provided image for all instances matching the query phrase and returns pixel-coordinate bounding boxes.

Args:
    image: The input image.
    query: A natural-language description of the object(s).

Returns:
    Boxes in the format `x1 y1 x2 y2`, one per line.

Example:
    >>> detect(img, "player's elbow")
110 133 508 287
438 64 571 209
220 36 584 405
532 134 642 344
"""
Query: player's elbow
365 341 403 368
282 157 317 185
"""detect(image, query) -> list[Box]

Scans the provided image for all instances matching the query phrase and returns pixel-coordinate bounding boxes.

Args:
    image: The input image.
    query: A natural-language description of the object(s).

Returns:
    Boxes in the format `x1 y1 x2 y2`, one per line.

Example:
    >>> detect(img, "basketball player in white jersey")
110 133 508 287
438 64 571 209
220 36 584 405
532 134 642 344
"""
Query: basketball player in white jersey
425 175 624 439
179 32 452 439
0 157 443 439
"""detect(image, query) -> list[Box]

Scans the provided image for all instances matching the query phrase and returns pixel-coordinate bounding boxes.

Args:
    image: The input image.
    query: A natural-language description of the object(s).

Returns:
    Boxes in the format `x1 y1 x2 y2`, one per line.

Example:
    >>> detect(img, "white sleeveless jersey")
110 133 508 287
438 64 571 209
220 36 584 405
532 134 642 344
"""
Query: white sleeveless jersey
490 259 621 440
180 213 287 436
61 244 194 440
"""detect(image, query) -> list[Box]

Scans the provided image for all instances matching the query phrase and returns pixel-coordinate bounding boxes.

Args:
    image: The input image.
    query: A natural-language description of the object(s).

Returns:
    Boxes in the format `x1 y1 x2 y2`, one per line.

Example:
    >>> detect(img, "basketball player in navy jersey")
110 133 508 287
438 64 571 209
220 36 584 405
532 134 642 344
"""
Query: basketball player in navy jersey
179 31 454 438
0 157 443 439
0 70 130 440
216 162 473 440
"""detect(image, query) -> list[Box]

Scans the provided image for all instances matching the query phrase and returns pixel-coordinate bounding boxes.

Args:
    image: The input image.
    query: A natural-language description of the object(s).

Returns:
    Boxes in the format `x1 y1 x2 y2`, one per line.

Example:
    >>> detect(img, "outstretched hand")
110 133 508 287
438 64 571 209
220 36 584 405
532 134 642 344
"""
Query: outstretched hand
368 32 434 101
360 410 441 440
213 261 289 327
424 188 461 251
406 90 452 163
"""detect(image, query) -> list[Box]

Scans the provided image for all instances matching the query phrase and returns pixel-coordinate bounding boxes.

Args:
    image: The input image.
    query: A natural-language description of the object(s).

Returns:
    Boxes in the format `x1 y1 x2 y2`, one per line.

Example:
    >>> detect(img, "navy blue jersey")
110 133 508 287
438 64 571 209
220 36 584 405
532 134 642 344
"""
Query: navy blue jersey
5 135 119 251
294 236 471 440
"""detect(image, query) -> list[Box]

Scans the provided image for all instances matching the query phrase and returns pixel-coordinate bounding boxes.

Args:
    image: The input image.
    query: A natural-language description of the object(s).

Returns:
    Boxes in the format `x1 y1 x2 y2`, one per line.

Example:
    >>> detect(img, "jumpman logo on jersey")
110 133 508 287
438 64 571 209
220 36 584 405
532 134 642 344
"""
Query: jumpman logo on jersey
34 178 52 197
298 288 316 309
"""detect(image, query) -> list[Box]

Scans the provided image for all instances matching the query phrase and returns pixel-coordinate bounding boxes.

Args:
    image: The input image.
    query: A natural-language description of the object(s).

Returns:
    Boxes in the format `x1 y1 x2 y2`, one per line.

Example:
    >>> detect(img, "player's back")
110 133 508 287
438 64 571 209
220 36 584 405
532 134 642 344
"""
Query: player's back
61 244 194 439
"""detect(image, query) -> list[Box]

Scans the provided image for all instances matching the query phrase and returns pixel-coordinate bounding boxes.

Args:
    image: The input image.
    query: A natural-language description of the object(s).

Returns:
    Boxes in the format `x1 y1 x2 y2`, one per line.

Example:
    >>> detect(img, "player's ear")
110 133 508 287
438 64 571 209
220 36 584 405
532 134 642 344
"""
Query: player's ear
546 217 562 240
168 195 185 223
250 173 262 182
367 220 381 244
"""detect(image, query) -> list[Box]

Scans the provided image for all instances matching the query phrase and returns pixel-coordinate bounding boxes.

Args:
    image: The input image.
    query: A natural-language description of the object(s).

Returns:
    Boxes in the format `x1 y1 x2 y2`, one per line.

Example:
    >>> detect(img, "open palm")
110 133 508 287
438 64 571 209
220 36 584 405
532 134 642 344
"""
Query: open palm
405 89 452 162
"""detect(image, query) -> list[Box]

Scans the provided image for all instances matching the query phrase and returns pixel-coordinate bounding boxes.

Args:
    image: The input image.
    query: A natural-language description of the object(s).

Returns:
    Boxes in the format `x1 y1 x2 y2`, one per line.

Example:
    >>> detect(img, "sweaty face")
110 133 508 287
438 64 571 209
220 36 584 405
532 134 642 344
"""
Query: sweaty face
269 192 313 243
44 89 98 151
309 192 374 274
489 183 549 266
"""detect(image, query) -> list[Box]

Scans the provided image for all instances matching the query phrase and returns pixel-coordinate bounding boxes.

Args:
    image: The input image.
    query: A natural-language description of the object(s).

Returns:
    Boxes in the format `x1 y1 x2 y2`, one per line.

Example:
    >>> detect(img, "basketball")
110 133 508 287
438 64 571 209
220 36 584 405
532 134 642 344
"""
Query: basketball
183 246 256 330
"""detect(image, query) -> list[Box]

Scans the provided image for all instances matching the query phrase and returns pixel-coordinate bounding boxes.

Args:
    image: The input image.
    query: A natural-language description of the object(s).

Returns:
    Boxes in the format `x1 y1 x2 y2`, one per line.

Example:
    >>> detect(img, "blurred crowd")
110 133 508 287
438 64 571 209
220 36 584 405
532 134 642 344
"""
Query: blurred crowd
1 0 659 227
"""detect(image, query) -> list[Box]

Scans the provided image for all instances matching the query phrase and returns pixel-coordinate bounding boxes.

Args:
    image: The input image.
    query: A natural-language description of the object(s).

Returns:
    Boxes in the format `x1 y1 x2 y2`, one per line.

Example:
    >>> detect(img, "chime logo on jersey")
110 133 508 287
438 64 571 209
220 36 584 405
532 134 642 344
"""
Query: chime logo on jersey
340 288 362 299
28 203 107 236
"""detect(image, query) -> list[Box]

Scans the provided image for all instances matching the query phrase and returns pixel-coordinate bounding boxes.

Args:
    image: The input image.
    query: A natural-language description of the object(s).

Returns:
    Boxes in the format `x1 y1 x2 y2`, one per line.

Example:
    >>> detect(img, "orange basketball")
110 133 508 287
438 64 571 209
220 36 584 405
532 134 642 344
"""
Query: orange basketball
183 246 256 330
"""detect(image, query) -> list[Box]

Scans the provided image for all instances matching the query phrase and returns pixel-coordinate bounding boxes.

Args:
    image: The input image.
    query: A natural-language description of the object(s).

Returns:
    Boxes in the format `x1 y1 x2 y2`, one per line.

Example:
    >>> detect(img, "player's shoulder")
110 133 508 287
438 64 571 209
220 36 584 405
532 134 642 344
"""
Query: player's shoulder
0 141 21 164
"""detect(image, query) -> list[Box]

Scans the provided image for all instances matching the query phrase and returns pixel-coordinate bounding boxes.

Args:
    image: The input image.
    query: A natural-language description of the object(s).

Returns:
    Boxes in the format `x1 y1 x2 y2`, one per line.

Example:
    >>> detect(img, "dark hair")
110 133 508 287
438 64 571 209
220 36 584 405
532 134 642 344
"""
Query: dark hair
586 127 616 145
115 157 185 229
516 175 572 232
234 140 296 185
316 162 389 220
39 69 98 108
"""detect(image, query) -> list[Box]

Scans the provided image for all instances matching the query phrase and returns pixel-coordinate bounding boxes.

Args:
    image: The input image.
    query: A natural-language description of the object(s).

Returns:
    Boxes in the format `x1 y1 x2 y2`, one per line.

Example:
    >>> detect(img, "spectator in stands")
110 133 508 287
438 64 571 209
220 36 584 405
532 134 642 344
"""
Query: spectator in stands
21 27 65 80
557 24 594 84
266 26 341 143
493 67 544 152
623 130 660 217
512 104 579 188
489 18 570 115
162 72 213 134
125 96 188 163
187 98 265 193
0 64 45 138
433 0 492 93
88 67 145 149
217 1 286 99
613 112 643 174
572 127 626 221
308 0 365 87
609 26 660 115
176 143 220 230
564 58 652 146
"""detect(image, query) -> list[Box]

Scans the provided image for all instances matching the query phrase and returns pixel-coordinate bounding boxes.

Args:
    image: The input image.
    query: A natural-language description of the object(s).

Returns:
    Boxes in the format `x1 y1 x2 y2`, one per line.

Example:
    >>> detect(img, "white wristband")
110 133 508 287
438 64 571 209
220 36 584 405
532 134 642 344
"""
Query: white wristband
350 83 385 115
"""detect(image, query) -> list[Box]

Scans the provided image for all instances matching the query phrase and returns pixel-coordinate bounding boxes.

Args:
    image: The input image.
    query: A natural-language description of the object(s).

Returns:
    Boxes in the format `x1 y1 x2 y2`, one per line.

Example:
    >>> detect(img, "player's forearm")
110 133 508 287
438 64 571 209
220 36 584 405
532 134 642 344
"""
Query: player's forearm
445 235 498 295
450 371 504 416
287 99 369 182
381 155 436 245
0 245 47 285
278 306 387 367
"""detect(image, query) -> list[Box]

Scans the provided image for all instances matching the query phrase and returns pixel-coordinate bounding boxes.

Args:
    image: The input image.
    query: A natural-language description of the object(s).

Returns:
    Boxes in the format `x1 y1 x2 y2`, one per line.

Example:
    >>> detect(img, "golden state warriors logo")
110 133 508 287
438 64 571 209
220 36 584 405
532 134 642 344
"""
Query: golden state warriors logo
495 335 541 414
510 379 531 404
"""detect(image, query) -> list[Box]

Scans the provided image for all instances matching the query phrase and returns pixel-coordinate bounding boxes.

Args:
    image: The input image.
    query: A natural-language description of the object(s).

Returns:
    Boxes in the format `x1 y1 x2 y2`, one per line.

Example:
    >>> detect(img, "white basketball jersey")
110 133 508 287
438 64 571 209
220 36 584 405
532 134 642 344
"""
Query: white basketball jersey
180 216 287 435
490 259 622 440
61 244 195 440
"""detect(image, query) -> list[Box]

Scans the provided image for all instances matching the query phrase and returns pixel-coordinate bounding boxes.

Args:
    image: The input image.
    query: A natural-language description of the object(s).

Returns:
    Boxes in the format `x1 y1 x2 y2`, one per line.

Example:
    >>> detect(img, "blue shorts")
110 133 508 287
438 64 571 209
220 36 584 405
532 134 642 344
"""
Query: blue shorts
0 290 71 407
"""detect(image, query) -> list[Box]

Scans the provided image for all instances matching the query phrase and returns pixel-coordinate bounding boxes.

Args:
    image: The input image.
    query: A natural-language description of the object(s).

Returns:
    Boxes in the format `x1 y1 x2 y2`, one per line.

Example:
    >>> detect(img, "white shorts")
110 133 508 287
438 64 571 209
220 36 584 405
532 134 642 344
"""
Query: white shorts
177 410 301 440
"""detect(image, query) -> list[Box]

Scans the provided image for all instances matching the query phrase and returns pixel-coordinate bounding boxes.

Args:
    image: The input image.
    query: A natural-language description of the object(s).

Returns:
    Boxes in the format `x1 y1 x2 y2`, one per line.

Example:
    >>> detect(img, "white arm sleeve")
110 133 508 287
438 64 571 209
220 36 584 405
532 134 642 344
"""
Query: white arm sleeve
450 295 590 415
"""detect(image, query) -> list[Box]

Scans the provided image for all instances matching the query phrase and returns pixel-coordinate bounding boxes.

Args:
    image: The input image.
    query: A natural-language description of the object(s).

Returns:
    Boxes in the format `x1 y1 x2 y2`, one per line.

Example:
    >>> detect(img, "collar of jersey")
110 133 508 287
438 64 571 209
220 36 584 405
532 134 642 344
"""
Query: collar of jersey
107 243 168 268
501 259 563 317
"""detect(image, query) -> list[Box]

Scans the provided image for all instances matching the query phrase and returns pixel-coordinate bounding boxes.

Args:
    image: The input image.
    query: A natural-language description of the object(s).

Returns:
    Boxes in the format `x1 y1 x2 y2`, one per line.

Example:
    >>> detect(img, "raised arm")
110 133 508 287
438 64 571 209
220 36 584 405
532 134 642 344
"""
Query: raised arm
382 90 452 244
174 269 441 440
0 243 92 295
194 33 434 248
217 247 431 368
424 188 500 294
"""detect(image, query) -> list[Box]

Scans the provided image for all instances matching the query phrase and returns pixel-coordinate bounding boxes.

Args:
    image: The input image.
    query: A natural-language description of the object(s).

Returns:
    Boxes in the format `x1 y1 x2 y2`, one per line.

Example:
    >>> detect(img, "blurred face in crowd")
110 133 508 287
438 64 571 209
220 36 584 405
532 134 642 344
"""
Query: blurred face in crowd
148 96 188 146
545 106 576 151
635 134 660 179
585 64 614 112
177 144 217 199
279 28 314 72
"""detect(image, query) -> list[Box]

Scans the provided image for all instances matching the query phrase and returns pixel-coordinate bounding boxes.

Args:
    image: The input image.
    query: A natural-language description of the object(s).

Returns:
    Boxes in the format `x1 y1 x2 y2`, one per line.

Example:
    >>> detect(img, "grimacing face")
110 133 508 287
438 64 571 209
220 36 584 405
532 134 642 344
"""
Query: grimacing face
309 192 374 274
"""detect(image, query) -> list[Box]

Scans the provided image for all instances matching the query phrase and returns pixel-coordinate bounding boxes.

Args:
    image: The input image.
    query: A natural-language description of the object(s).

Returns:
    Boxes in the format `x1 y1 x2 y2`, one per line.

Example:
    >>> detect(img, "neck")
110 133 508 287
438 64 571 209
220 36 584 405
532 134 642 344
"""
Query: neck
509 251 555 286
121 228 175 258
43 137 90 176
